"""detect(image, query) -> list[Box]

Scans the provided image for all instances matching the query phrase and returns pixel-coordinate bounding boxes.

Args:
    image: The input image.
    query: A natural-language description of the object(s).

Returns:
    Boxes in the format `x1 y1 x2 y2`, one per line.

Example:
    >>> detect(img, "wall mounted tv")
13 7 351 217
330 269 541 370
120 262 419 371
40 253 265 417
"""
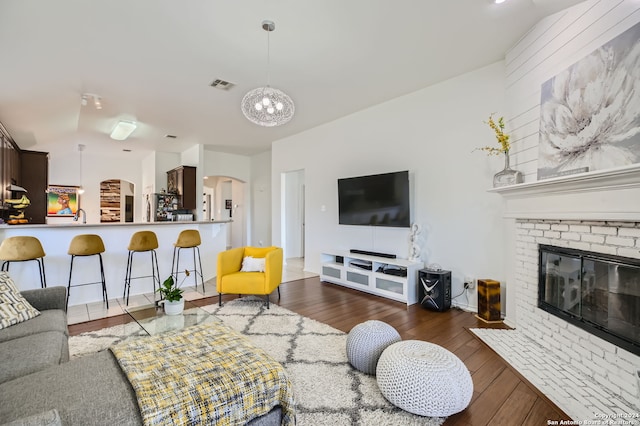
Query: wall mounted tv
338 170 410 228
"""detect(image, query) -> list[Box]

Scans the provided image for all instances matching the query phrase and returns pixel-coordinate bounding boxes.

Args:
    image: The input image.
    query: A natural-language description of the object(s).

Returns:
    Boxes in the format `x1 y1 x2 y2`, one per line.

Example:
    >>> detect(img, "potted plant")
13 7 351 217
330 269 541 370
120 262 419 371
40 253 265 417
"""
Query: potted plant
157 270 189 315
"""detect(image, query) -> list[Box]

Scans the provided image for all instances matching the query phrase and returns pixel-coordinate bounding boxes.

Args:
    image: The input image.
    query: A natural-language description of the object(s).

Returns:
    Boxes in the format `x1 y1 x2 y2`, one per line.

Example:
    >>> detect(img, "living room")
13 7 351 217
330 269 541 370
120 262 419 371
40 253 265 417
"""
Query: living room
1 0 640 424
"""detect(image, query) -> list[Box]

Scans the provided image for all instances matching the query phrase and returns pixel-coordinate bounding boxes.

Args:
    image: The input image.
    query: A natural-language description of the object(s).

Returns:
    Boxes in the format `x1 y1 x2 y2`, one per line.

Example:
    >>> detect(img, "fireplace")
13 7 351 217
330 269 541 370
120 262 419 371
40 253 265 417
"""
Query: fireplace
539 245 640 356
487 168 640 417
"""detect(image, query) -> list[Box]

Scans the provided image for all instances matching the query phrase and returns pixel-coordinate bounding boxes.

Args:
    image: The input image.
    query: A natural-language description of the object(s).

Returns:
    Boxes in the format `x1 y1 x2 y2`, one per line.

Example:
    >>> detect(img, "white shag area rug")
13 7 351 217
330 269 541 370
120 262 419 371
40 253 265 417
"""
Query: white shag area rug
69 297 445 426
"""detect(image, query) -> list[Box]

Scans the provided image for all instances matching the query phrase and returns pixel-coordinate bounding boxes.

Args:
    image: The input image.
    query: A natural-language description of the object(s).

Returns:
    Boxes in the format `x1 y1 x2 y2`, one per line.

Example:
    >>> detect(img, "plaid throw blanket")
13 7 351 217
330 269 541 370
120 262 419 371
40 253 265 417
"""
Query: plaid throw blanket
110 322 295 425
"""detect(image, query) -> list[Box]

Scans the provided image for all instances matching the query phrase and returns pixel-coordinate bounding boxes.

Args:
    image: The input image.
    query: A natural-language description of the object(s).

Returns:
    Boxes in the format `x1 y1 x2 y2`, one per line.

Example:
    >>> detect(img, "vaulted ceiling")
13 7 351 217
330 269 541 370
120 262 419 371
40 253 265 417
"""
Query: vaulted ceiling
0 0 585 158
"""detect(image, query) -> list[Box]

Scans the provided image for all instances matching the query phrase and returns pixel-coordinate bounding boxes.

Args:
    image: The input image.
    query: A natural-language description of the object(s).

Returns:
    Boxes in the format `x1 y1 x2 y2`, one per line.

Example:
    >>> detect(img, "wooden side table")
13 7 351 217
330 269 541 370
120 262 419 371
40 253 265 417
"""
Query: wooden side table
477 279 501 322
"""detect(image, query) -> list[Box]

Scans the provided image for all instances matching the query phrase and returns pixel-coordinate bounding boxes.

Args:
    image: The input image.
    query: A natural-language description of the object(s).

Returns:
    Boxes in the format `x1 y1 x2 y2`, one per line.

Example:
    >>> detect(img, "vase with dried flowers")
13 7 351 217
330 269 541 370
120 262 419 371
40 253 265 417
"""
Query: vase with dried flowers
476 113 523 187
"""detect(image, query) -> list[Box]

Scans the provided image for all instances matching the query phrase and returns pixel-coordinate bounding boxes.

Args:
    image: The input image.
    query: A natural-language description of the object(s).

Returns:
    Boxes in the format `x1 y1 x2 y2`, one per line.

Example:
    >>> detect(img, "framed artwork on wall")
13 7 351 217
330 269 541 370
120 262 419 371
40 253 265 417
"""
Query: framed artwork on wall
47 185 79 216
538 20 640 180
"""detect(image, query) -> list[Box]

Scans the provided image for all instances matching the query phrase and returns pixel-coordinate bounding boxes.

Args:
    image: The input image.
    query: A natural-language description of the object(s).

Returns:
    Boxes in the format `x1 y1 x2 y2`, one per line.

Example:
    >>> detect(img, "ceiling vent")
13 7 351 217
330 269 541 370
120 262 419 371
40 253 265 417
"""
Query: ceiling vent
210 79 235 90
164 134 177 139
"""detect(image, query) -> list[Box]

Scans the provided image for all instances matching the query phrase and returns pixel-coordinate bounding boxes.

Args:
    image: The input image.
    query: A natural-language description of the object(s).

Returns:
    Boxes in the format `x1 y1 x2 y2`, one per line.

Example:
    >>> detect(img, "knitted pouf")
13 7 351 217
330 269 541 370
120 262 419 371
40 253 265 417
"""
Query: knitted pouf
376 340 473 417
346 320 401 375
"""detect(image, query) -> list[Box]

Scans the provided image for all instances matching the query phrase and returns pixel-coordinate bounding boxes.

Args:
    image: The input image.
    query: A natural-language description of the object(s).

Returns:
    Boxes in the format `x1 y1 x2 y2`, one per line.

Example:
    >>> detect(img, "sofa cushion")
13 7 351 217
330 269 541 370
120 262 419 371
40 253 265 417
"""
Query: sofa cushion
220 271 266 294
0 351 142 426
0 273 40 330
0 331 68 384
0 310 68 343
241 256 266 272
1 409 62 426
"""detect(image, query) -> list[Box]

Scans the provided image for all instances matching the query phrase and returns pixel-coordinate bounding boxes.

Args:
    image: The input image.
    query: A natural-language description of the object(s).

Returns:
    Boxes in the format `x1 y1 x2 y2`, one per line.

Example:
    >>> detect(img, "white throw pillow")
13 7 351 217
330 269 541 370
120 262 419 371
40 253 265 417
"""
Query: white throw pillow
0 272 41 329
240 256 266 272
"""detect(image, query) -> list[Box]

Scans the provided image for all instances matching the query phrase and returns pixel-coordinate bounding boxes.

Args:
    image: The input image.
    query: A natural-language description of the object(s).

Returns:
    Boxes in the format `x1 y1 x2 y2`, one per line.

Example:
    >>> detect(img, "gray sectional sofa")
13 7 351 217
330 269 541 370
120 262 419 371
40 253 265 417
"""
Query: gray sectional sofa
0 287 282 425
0 287 69 384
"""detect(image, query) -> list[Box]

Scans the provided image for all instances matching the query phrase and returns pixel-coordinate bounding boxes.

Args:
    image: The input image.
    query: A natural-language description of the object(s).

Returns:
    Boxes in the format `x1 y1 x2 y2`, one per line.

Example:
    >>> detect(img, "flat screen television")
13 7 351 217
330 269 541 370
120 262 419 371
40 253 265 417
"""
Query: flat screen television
338 170 410 228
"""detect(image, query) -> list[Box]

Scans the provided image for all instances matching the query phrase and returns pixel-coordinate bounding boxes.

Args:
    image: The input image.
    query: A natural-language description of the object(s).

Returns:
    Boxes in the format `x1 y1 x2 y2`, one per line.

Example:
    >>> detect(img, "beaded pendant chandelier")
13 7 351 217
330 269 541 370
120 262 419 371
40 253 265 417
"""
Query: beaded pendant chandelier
241 20 295 127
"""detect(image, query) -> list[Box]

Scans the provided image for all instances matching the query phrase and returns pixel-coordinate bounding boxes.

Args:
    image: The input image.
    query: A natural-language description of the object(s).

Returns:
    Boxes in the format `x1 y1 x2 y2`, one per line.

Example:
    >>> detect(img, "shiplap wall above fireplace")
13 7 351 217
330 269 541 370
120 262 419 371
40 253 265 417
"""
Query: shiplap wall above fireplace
500 0 640 326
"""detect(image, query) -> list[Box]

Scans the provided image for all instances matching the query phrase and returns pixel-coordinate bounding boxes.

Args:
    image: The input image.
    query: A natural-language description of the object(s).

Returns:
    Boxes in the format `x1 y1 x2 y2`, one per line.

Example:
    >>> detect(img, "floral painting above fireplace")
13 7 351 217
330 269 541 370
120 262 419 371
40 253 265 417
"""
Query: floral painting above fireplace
537 20 640 180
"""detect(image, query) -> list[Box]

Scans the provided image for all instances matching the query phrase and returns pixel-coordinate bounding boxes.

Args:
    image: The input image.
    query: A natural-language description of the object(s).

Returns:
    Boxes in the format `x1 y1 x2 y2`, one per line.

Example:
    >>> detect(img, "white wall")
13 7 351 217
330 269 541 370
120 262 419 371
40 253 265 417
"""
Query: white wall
283 169 304 258
47 149 145 224
250 151 272 246
153 151 180 192
203 150 250 182
203 150 253 248
272 61 508 312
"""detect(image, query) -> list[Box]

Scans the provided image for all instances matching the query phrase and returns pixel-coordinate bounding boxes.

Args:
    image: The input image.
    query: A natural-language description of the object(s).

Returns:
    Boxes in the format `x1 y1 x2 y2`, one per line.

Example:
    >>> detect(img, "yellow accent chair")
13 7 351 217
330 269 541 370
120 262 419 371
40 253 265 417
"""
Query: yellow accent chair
217 246 283 308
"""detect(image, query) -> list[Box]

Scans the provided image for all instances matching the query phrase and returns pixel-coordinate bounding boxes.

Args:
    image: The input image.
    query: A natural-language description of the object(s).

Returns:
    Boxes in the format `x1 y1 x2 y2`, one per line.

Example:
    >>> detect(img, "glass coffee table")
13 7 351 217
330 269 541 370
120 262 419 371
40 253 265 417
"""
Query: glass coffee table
125 301 219 336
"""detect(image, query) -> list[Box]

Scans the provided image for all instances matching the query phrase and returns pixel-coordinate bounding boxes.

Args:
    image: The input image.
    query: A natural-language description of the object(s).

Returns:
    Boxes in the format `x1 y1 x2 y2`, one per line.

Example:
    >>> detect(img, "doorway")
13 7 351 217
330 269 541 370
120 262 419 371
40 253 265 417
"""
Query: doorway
281 169 305 262
203 175 246 249
99 179 134 223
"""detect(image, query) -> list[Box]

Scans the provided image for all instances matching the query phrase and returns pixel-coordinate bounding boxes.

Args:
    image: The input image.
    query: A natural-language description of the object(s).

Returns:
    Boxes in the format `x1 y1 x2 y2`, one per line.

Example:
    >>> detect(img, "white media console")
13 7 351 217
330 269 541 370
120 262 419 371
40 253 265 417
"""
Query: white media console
320 250 424 305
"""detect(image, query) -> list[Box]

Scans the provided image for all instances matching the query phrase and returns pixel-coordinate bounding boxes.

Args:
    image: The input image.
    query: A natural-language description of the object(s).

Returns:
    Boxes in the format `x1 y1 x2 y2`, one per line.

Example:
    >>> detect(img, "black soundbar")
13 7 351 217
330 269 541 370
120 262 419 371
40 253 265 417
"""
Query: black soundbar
350 249 396 259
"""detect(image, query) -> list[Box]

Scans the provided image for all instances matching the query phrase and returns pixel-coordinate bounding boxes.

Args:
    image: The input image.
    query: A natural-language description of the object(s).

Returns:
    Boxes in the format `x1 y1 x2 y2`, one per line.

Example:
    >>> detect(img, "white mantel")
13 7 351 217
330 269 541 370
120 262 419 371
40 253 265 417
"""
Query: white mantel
489 164 640 222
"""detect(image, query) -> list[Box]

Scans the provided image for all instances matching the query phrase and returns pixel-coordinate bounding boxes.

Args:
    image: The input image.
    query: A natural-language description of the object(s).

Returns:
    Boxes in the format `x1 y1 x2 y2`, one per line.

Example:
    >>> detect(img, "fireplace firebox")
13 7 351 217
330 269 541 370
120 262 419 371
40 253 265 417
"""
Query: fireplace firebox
538 244 640 356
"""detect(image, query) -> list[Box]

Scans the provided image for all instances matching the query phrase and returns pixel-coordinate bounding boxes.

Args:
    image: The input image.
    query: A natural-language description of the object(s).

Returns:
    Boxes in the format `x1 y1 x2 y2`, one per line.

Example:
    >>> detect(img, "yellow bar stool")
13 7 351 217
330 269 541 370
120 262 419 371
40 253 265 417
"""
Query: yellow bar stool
67 234 108 309
123 230 160 305
171 229 204 291
0 236 47 288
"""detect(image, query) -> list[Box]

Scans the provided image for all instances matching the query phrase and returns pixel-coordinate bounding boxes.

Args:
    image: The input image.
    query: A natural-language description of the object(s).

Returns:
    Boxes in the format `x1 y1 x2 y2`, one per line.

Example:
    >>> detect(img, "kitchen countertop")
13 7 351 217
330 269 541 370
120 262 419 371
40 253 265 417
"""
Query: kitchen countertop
0 220 232 229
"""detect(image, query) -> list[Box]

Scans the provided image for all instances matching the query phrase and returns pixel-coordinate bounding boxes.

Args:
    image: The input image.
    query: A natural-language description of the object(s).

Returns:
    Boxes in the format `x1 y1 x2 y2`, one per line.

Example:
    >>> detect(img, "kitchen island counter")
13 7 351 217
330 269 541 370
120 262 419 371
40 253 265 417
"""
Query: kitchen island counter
0 221 230 306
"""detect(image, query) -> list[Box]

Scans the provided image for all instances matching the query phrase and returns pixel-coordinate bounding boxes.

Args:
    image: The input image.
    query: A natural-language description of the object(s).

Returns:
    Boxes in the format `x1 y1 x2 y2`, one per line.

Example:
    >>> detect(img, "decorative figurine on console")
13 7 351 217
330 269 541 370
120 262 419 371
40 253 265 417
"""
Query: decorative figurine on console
408 222 422 261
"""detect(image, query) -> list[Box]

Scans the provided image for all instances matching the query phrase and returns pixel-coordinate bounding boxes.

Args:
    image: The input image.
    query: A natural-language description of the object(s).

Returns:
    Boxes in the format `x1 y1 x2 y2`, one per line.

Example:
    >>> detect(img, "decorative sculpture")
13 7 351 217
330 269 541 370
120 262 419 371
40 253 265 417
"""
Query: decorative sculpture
408 223 421 261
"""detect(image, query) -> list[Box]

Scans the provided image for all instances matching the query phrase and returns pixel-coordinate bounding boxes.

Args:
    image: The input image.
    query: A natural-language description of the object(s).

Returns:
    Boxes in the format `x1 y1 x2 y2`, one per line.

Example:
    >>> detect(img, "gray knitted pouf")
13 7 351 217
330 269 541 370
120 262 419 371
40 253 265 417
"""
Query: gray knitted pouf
376 340 473 417
346 320 401 375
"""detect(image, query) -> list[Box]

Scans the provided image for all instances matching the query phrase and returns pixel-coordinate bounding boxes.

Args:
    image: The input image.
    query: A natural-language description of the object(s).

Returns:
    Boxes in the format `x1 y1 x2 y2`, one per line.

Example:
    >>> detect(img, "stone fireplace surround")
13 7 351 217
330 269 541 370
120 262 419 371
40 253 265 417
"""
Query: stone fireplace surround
473 165 640 420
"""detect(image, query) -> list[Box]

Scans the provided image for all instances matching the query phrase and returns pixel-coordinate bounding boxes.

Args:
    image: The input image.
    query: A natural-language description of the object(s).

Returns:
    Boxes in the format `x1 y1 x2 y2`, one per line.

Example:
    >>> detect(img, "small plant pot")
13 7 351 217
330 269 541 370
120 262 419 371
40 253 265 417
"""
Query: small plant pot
164 299 185 315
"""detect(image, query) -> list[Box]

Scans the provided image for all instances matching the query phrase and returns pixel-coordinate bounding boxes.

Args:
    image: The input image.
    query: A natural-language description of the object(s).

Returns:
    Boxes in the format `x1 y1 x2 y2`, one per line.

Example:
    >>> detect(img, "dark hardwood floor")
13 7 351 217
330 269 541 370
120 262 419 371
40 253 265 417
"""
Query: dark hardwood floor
69 276 571 425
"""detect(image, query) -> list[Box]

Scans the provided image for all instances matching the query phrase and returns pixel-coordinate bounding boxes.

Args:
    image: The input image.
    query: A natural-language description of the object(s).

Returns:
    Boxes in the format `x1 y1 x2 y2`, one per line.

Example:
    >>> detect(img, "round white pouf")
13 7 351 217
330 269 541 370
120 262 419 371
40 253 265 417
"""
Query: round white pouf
346 320 401 375
376 340 473 417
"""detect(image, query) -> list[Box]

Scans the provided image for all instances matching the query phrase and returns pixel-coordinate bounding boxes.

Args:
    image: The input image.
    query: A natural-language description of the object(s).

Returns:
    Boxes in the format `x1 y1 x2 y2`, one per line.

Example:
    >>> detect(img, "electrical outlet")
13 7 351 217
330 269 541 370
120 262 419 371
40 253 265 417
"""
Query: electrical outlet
464 276 476 290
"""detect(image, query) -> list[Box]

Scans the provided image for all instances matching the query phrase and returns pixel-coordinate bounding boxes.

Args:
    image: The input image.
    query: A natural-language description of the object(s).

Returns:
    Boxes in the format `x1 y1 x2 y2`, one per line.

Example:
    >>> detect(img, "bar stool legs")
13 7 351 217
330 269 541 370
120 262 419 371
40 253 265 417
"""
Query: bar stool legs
0 258 47 289
123 231 161 306
67 234 108 309
171 245 204 290
123 249 160 305
171 230 204 292
67 253 108 309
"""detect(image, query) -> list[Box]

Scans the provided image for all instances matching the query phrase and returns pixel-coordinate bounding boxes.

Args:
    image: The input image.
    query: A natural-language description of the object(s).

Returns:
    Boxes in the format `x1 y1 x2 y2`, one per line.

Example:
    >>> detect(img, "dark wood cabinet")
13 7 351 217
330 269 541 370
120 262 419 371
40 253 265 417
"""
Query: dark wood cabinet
20 151 49 224
1 135 21 201
0 126 49 224
167 166 196 210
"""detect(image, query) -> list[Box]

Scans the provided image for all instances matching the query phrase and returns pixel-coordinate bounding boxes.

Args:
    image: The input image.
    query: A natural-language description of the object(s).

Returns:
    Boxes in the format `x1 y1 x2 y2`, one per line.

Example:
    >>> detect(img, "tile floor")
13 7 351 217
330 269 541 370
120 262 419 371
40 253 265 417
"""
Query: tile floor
67 257 317 325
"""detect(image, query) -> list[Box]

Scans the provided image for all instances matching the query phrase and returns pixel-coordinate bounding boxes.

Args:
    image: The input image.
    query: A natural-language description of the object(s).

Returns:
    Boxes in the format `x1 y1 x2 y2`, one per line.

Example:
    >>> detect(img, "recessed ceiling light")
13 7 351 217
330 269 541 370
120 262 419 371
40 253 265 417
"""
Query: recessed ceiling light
494 0 507 3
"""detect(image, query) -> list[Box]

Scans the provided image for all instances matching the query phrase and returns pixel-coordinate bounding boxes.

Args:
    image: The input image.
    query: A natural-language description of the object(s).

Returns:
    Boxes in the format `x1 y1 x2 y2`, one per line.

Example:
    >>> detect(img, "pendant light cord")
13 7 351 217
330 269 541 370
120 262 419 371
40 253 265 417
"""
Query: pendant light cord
266 26 271 88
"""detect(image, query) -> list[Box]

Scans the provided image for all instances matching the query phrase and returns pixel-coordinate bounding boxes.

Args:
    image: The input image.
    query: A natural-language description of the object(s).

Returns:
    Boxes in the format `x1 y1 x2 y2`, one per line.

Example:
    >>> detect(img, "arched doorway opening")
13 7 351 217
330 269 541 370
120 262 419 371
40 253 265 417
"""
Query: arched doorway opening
99 179 135 223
